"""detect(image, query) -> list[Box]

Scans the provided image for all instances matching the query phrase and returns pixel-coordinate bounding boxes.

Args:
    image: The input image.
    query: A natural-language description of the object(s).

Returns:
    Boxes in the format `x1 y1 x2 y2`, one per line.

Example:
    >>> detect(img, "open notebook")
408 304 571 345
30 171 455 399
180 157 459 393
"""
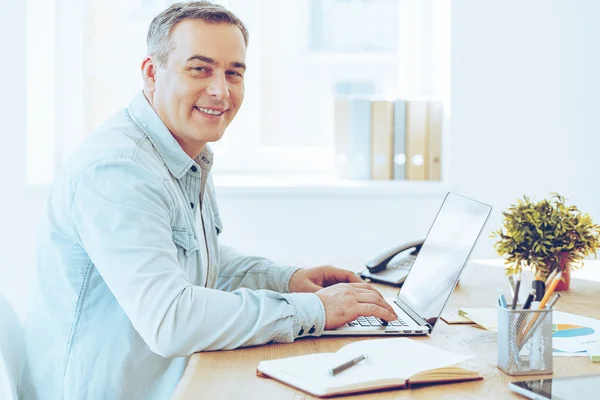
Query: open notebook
256 338 482 397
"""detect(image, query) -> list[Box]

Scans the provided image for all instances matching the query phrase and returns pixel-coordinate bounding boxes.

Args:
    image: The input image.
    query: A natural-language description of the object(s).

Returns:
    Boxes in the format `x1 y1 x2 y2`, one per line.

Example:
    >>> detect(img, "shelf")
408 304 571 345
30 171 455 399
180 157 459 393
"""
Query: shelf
213 174 451 198
23 176 450 199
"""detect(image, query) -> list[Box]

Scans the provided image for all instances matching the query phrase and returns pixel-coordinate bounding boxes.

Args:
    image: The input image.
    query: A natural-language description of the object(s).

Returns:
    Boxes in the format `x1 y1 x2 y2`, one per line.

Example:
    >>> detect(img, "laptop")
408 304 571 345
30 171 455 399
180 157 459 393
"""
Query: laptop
323 192 492 336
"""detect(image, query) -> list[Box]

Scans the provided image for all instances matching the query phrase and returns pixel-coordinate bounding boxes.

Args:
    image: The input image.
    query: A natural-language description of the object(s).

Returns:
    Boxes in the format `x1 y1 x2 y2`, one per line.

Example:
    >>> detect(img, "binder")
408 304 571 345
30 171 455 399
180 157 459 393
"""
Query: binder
427 101 443 181
370 100 394 180
393 100 407 180
405 100 429 180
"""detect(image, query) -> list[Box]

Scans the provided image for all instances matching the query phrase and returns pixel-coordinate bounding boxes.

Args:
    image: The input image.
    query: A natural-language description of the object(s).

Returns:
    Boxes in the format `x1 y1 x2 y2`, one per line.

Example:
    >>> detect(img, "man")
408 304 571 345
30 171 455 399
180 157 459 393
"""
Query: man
21 2 397 399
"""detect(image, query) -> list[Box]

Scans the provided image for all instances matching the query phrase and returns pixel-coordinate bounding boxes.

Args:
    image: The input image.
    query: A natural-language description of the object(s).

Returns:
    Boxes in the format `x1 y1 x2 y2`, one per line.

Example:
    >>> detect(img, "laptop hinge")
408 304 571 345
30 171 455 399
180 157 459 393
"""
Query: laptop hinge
394 299 434 333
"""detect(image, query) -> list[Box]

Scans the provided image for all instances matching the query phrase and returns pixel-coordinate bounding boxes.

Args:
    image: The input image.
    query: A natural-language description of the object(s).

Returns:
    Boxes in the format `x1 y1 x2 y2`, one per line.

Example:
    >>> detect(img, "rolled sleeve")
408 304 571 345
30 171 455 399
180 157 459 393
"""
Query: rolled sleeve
217 244 301 293
268 264 299 294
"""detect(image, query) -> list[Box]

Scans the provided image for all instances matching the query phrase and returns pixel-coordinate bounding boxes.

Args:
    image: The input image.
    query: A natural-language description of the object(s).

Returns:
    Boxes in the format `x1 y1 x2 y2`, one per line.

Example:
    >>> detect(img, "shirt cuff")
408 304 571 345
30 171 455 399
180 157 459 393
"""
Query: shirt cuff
268 265 300 293
283 292 326 339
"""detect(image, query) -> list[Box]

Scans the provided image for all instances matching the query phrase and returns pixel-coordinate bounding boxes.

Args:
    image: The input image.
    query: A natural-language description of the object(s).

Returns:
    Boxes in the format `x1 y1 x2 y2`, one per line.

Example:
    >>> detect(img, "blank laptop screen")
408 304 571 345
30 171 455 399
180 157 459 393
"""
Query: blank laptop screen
398 193 491 327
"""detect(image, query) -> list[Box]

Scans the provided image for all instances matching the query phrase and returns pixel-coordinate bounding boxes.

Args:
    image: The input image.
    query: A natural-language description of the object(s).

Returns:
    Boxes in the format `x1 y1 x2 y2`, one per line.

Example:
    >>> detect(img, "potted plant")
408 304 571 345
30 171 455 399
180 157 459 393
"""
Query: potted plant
491 193 600 291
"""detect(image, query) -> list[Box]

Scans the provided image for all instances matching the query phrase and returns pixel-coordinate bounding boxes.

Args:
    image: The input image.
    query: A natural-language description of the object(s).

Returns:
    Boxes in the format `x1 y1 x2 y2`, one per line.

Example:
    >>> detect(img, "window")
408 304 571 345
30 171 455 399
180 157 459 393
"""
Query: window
26 0 450 184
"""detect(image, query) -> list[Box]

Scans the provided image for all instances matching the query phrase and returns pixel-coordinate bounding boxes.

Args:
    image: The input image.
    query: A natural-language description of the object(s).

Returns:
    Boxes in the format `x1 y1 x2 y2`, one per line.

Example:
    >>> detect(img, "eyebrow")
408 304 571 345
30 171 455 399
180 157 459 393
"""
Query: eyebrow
186 55 246 71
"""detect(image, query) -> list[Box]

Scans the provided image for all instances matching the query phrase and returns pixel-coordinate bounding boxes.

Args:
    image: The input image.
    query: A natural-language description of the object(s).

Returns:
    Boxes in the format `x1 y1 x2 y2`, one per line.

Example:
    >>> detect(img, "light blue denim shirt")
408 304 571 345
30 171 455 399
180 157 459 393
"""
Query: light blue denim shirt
20 92 326 400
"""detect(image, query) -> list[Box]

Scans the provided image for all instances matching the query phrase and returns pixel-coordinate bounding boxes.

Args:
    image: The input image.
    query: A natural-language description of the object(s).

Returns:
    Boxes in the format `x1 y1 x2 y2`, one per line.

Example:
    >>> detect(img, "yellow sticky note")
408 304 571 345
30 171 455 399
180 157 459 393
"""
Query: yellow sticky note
458 308 498 332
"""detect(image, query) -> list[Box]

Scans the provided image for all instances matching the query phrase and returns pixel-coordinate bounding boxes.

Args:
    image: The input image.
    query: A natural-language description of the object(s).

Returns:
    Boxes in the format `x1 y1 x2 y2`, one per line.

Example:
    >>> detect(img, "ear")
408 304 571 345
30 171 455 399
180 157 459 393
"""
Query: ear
141 56 157 93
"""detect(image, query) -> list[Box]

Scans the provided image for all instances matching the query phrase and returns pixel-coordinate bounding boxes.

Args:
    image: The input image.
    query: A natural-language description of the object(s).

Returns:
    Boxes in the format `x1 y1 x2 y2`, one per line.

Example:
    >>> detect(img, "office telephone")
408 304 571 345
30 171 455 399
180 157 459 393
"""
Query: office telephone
359 239 425 286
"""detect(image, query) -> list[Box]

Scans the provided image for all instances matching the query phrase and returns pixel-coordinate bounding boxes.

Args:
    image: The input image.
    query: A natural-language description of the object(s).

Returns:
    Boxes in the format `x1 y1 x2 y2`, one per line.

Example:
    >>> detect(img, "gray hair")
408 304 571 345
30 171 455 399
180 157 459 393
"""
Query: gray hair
147 1 249 66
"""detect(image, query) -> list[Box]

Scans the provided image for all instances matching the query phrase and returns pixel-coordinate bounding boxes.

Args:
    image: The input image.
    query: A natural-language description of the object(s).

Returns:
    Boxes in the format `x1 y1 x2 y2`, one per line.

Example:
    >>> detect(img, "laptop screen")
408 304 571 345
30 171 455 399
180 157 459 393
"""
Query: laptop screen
398 192 491 328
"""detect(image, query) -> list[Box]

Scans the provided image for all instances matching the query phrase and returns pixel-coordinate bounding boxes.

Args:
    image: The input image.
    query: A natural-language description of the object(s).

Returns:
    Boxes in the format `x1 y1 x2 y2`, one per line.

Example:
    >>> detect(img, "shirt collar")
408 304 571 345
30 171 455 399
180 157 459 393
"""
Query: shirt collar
127 91 213 179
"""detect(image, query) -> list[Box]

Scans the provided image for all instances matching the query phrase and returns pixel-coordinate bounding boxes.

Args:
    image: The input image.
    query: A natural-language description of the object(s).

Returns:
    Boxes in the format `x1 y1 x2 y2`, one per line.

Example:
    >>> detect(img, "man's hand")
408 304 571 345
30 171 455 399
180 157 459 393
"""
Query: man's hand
288 265 364 293
315 283 398 330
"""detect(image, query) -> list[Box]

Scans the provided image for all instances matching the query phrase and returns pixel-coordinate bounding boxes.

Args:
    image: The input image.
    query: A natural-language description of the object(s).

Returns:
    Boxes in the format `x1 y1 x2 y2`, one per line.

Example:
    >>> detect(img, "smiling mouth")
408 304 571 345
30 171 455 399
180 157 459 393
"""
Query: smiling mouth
195 106 225 116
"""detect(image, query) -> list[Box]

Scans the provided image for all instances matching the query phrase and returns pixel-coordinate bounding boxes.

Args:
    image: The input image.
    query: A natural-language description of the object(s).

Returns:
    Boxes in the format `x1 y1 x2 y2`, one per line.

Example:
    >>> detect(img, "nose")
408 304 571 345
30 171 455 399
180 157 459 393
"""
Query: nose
205 72 229 100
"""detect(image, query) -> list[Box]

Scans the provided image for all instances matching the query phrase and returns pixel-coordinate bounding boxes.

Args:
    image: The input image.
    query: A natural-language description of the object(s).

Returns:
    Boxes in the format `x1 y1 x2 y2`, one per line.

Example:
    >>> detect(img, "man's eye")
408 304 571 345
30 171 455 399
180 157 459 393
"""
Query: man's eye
227 71 243 78
192 67 207 72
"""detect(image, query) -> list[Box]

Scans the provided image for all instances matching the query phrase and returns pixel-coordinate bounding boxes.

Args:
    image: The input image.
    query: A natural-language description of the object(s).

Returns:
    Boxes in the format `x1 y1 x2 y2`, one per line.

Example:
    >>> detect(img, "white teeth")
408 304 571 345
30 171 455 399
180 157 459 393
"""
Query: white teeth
197 107 224 116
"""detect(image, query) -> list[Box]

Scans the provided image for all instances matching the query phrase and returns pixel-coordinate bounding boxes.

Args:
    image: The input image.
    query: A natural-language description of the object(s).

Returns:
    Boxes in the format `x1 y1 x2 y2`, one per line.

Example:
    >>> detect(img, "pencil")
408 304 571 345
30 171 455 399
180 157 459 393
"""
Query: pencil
539 271 562 309
520 271 562 343
545 268 558 287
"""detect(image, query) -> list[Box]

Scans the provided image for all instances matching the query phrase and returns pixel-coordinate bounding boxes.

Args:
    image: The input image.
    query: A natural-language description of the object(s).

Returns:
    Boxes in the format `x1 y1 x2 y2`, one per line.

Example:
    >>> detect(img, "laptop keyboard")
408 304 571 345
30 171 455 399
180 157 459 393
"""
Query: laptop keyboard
347 316 409 328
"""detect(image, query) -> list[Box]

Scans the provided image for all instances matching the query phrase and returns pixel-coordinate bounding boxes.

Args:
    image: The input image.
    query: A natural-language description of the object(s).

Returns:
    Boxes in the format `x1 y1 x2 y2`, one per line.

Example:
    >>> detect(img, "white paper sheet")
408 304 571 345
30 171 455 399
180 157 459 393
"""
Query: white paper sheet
551 311 600 356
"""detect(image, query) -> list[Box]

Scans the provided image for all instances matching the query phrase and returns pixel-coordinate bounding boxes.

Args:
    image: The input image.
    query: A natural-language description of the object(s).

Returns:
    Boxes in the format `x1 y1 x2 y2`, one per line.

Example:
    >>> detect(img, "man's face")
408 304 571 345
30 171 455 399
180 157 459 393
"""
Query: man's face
147 19 246 156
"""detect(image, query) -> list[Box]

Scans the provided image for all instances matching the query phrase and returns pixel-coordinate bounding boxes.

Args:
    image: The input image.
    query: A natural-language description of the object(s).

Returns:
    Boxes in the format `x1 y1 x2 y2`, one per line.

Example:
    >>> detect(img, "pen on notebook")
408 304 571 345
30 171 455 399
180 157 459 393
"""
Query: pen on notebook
329 354 368 376
497 288 508 308
511 272 521 310
522 289 536 310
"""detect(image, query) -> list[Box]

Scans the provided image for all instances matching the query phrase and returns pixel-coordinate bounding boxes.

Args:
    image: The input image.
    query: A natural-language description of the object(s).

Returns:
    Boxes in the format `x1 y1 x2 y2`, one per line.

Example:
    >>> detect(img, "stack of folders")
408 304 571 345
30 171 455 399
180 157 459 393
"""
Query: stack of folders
334 97 444 181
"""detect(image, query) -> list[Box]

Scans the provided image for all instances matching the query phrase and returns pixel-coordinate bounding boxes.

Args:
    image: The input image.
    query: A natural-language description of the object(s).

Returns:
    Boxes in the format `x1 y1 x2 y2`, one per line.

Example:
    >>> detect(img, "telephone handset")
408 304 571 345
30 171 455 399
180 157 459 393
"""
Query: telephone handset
359 239 425 286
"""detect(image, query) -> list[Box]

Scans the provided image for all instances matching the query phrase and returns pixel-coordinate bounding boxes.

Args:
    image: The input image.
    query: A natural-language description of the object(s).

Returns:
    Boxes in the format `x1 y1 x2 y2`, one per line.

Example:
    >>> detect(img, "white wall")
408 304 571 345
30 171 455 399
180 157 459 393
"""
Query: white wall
451 0 600 253
1 0 33 317
4 0 600 317
0 0 445 316
216 191 447 270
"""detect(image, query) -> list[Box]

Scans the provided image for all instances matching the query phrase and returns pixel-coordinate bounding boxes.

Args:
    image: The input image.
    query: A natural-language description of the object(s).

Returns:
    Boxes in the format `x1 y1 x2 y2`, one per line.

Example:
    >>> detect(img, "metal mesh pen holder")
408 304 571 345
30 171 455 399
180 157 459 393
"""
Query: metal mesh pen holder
497 306 553 375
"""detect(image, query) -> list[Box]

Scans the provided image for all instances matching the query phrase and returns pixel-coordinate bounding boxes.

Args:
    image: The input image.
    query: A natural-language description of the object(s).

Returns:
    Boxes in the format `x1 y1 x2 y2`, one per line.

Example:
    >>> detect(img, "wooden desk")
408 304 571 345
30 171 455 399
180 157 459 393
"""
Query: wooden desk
172 263 600 399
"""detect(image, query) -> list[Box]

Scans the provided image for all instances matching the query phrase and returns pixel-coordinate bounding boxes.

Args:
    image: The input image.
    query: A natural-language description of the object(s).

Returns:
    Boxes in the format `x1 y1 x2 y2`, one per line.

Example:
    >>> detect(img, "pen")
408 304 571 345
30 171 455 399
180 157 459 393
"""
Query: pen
508 275 516 298
329 354 368 376
511 272 521 310
497 288 508 308
532 279 545 301
522 289 536 310
545 293 561 310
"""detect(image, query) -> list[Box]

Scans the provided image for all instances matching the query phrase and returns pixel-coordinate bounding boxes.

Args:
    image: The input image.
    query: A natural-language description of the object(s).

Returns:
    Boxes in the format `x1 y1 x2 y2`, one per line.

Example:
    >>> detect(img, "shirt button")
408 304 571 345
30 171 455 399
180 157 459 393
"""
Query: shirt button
308 325 316 334
298 327 304 336
190 203 194 209
191 165 198 172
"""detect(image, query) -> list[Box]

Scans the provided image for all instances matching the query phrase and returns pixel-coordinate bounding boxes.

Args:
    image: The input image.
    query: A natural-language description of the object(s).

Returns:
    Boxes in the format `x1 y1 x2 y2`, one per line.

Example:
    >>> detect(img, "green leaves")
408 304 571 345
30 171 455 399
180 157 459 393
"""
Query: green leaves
491 193 600 276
